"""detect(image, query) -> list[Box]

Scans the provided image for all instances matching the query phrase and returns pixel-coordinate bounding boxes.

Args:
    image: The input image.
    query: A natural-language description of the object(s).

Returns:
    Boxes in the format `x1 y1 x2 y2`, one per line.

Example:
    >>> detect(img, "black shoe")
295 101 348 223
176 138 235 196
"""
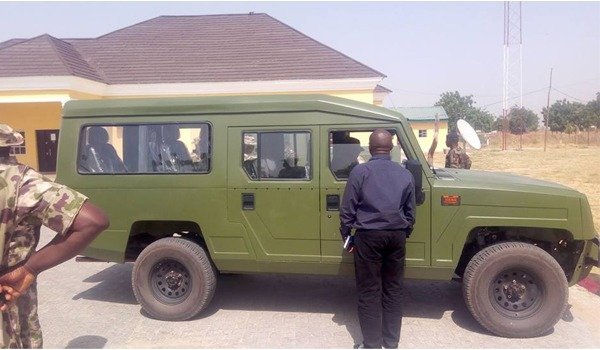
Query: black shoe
353 343 365 349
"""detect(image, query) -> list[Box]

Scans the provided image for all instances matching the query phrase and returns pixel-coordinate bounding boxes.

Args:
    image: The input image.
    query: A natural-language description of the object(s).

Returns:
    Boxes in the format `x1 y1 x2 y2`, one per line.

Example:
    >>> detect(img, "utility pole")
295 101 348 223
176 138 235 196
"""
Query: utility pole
502 1 523 150
544 68 553 152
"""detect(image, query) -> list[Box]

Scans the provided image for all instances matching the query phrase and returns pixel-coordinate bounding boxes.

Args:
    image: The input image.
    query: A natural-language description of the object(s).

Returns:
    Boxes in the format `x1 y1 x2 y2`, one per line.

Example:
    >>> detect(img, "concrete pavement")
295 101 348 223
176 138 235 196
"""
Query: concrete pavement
35 228 600 348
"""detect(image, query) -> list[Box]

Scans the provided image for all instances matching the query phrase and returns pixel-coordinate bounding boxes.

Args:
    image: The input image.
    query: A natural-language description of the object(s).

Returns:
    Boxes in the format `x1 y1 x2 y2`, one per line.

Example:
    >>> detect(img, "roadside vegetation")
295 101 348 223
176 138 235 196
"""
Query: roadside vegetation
434 91 600 136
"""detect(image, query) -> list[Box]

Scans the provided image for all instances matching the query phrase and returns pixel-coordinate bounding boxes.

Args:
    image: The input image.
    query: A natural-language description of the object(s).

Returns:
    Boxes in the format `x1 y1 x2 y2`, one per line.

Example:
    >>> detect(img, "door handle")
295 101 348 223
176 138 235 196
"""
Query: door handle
326 194 340 211
242 193 255 210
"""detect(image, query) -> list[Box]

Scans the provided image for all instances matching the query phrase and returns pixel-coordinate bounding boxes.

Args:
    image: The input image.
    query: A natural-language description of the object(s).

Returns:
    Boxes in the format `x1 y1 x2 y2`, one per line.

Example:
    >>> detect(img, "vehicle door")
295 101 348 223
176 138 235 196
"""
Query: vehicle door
319 125 431 269
227 126 320 262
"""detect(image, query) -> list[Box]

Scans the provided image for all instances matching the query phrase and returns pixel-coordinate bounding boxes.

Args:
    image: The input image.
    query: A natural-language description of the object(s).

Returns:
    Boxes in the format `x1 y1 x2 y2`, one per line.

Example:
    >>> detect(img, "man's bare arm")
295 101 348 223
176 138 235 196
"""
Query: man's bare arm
25 202 109 274
427 114 440 166
0 202 108 294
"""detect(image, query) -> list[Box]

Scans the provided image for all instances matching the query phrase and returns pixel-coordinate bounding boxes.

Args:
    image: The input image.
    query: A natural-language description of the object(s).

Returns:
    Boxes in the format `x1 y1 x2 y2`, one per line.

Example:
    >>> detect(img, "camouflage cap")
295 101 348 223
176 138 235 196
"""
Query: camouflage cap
0 124 24 147
446 131 460 145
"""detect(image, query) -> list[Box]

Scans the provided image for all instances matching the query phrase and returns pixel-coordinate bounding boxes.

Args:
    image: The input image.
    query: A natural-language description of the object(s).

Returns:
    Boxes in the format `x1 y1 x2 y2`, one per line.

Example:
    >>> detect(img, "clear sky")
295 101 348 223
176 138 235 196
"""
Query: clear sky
1 1 598 116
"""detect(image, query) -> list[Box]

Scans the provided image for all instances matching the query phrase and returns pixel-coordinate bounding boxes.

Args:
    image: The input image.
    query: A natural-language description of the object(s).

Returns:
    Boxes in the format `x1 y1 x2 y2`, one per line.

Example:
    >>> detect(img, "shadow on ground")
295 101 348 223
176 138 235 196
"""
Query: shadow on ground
72 263 136 305
207 274 490 342
72 263 491 342
65 335 107 349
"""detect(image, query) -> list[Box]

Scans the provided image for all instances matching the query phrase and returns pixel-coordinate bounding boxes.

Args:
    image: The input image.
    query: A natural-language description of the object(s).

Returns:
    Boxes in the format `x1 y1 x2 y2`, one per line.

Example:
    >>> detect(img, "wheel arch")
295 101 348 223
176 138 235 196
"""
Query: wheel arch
454 226 582 282
124 220 210 262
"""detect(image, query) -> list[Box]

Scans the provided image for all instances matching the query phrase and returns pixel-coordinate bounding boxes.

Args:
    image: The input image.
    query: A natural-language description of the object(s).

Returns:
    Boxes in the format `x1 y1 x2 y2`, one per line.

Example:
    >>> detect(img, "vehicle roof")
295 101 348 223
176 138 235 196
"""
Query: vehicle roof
62 94 406 123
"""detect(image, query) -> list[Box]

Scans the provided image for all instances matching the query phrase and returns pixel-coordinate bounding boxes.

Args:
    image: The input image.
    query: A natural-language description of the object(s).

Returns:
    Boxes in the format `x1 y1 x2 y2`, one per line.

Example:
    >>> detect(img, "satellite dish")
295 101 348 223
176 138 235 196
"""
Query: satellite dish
457 119 481 150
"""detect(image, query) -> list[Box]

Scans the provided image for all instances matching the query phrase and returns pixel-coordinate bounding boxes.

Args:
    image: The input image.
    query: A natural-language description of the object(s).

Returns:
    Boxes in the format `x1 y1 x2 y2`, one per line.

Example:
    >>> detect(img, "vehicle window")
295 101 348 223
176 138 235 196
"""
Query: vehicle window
329 129 407 180
78 123 210 174
242 131 311 180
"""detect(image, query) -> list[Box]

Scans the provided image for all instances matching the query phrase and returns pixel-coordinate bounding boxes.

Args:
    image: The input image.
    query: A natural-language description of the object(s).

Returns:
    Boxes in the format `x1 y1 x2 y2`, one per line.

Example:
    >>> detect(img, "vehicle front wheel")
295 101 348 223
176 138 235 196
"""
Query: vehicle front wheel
463 242 568 338
132 237 217 321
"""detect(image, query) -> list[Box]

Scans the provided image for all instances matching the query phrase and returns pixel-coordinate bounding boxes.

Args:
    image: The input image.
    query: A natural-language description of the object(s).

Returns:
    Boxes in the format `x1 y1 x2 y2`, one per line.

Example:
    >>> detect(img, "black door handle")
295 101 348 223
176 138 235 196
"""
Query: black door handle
326 194 340 211
242 193 255 210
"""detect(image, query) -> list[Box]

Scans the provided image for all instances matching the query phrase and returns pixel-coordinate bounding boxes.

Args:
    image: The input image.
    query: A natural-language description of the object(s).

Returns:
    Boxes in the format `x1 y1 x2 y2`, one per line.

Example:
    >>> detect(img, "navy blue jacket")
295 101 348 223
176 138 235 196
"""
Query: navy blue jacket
340 155 416 238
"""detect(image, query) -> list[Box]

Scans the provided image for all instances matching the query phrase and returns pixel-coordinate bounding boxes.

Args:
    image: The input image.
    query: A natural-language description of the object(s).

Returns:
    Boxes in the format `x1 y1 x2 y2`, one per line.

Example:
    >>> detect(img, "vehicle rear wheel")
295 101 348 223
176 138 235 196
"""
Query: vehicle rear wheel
463 242 568 338
132 237 217 320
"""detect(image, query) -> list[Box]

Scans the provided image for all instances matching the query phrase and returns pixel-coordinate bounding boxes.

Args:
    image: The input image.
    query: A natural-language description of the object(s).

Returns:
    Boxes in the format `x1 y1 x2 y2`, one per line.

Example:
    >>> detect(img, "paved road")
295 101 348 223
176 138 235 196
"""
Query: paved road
36 228 600 348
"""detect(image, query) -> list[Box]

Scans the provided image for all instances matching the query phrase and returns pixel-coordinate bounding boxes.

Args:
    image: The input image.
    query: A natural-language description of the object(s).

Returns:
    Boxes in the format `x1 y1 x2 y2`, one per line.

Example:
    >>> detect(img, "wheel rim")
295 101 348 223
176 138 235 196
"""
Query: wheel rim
489 268 544 319
150 259 192 304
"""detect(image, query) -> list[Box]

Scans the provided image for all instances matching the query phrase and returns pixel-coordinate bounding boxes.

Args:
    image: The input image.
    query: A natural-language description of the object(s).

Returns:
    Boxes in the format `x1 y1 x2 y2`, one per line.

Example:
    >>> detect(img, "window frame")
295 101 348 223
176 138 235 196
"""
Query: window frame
327 127 413 181
241 129 313 182
77 121 213 176
418 129 428 138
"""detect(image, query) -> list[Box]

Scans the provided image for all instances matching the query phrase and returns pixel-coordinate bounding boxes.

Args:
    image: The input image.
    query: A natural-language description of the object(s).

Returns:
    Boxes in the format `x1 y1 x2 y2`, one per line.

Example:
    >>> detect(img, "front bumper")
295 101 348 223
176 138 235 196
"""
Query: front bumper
573 235 600 285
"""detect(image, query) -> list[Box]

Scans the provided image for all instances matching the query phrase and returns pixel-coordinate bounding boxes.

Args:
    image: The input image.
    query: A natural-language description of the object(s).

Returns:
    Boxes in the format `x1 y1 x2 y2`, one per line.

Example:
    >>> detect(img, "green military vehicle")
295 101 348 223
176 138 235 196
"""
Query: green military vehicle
56 95 599 338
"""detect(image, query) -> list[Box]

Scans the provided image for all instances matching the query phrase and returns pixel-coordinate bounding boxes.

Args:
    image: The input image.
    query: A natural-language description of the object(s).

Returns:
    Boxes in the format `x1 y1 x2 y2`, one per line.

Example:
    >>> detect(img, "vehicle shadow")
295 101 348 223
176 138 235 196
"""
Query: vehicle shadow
72 263 490 339
72 263 137 305
200 273 491 340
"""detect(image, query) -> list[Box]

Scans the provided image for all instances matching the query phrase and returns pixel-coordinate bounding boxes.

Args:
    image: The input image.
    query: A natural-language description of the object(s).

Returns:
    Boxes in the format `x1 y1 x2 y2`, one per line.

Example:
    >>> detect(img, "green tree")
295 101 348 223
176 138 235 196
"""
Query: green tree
581 92 600 145
570 102 588 131
585 92 600 128
542 99 578 132
435 91 475 129
469 109 495 133
564 122 578 134
492 116 504 131
507 106 539 134
435 91 494 132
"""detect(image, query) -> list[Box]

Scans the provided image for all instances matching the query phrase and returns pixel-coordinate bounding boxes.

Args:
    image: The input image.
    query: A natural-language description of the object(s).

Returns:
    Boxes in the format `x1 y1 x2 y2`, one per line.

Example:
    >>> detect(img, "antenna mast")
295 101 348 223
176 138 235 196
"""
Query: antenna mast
502 1 523 150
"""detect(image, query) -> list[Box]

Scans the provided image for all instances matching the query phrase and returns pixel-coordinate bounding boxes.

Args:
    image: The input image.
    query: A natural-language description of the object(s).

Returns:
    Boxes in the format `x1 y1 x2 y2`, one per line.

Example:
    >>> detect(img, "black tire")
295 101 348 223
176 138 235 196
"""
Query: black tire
132 237 217 321
463 242 568 338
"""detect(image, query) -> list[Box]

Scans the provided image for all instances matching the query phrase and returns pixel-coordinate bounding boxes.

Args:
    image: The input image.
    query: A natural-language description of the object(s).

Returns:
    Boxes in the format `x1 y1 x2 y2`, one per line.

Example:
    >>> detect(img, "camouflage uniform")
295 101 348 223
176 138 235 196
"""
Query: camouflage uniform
0 161 87 348
445 146 472 169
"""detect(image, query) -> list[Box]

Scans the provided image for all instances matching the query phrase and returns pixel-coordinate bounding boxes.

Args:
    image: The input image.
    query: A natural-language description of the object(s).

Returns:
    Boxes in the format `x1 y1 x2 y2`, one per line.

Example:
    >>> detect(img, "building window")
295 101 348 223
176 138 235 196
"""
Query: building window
242 131 311 180
78 123 211 174
418 130 427 138
9 131 26 155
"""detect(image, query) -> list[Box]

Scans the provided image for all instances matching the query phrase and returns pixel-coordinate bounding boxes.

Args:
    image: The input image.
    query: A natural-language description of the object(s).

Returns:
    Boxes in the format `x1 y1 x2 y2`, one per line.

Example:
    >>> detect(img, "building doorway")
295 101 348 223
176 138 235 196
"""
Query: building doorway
36 129 59 173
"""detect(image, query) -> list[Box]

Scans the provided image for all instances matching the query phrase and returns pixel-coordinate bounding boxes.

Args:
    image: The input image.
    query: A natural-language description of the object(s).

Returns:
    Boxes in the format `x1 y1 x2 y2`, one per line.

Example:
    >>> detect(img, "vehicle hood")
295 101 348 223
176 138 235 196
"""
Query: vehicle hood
433 168 580 197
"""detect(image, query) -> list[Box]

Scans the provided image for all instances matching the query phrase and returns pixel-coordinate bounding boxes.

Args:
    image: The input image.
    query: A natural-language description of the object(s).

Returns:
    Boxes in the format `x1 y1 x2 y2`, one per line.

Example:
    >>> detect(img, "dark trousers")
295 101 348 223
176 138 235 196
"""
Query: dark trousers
354 229 406 349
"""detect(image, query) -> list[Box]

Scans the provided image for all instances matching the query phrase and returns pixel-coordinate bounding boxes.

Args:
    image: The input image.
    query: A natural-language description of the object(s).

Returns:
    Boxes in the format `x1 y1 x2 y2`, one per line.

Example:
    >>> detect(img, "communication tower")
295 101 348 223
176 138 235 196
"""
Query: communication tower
502 1 523 150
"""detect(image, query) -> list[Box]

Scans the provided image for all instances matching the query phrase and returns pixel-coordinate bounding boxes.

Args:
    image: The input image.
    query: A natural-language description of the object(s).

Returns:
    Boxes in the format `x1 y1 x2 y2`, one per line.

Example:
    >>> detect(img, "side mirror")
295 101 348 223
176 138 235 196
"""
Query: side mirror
405 159 426 205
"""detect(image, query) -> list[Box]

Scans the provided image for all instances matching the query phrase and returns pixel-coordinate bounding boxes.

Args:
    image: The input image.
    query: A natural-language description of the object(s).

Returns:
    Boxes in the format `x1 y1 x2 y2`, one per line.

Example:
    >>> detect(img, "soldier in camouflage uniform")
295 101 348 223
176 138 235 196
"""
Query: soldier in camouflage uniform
0 124 109 348
444 131 472 169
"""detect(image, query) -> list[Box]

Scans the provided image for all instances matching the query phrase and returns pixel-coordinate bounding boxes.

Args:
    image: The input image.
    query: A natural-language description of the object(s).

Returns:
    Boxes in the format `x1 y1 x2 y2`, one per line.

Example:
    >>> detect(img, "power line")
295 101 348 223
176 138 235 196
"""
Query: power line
479 86 549 109
388 81 596 109
551 87 587 102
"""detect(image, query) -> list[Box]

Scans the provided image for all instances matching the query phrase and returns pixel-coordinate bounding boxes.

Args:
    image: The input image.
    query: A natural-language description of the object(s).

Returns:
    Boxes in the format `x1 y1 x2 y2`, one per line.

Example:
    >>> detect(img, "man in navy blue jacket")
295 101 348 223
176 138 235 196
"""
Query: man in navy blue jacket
340 129 416 349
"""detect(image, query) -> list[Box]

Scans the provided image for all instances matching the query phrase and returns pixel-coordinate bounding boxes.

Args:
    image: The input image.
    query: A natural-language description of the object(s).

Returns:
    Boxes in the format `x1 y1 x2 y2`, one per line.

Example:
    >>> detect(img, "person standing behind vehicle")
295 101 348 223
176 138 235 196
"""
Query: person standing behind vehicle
444 131 472 169
340 129 416 349
0 124 109 348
